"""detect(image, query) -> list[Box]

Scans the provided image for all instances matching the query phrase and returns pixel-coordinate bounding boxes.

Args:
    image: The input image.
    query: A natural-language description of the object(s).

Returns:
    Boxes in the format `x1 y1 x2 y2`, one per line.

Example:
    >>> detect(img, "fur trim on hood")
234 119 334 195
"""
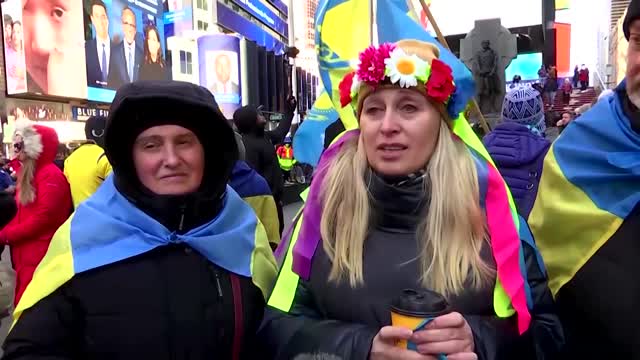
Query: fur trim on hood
13 120 43 161
12 120 59 166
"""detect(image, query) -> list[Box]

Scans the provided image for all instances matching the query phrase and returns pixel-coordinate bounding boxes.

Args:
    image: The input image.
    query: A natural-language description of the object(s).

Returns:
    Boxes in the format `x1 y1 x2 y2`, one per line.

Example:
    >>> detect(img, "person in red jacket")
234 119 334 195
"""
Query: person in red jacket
0 121 72 305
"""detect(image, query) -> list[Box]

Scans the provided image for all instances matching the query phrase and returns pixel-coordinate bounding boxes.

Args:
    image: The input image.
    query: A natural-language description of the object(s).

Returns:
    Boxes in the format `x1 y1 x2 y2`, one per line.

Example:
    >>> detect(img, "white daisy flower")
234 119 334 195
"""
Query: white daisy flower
350 74 361 96
384 48 429 88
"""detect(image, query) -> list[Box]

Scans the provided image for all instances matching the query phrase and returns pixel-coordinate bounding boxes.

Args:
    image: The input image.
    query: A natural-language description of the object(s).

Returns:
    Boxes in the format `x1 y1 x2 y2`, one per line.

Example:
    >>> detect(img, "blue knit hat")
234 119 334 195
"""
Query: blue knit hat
501 86 546 136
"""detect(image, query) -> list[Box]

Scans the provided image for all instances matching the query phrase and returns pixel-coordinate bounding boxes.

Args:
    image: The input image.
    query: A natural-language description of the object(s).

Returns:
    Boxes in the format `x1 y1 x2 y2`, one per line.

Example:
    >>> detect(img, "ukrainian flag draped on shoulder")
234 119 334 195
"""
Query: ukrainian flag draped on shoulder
528 81 640 297
14 176 277 325
269 0 536 334
230 160 281 245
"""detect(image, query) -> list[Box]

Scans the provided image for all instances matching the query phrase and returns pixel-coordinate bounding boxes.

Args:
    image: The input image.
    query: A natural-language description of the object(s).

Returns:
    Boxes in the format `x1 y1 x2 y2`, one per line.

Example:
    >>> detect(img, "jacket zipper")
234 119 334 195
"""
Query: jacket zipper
214 269 223 299
230 275 244 360
178 205 186 232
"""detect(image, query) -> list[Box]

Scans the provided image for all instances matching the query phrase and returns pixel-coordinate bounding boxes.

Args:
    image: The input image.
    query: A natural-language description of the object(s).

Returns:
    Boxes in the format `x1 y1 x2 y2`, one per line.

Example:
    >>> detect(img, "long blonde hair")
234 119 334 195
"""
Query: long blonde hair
17 158 36 205
320 120 493 296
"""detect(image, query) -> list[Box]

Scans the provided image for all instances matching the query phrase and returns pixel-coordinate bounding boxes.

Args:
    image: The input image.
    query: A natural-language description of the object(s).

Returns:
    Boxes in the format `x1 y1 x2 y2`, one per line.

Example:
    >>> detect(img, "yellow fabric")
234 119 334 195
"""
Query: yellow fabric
250 220 279 300
528 146 623 297
12 218 75 328
267 213 304 311
316 0 371 130
64 144 112 208
244 195 281 246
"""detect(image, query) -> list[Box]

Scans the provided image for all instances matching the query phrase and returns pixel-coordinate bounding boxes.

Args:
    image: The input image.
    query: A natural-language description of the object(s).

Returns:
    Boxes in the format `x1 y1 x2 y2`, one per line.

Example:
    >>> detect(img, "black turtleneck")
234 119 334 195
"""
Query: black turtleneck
366 170 429 233
617 86 640 133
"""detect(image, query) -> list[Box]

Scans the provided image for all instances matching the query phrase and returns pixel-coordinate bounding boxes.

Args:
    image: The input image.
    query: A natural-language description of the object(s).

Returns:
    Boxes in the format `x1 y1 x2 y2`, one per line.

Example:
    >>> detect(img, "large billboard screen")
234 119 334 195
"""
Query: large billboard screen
198 34 241 119
1 0 169 102
84 0 169 102
1 0 87 98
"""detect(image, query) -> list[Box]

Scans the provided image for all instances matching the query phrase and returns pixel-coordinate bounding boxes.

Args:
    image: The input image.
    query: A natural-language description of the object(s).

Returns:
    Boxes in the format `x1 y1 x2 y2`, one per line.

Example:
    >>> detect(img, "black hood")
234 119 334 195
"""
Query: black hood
85 115 107 148
624 0 640 40
233 105 262 135
105 80 239 232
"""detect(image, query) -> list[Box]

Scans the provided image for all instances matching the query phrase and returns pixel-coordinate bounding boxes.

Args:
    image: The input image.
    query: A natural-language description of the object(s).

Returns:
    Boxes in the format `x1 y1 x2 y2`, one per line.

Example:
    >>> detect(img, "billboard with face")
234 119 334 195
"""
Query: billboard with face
198 34 241 119
1 0 169 102
2 0 88 98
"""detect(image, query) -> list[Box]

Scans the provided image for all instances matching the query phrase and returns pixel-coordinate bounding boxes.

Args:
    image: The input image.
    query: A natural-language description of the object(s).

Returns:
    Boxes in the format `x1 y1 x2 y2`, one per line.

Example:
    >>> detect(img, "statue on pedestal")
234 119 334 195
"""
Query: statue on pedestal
475 40 500 113
459 19 517 116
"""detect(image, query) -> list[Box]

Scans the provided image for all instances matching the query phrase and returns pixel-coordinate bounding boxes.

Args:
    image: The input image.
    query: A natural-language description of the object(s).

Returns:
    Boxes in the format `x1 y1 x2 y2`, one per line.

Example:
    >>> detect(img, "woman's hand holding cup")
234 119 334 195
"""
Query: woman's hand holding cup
411 312 477 360
370 326 436 360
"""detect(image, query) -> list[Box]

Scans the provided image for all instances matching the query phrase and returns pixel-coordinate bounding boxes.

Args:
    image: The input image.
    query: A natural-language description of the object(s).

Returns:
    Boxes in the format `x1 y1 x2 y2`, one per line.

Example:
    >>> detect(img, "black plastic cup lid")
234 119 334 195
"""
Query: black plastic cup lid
390 289 451 317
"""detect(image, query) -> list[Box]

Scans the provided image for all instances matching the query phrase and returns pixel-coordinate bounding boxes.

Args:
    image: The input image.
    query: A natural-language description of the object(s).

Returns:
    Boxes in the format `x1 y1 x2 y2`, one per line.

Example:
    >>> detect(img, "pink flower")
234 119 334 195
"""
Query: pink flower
356 44 393 84
339 72 356 107
376 42 396 64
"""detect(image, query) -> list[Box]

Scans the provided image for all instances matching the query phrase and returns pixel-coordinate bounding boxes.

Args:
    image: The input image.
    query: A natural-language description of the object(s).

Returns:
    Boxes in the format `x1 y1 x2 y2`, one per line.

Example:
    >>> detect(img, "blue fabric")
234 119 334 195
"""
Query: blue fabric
292 99 339 167
554 82 640 219
230 161 272 198
0 170 12 191
70 175 259 277
376 0 475 118
405 318 446 359
483 122 551 218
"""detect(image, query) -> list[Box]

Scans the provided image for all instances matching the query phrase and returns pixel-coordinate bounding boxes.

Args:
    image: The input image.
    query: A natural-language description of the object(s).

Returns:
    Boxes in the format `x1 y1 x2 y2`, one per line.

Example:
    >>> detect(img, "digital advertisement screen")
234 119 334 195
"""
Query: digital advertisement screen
505 52 543 81
1 0 169 102
2 0 87 98
412 0 542 36
163 0 194 39
84 0 169 102
198 34 242 119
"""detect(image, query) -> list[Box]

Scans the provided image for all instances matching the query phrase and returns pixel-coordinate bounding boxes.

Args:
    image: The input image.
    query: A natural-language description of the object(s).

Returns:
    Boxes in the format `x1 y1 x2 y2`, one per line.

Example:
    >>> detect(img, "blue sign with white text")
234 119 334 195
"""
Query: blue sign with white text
227 0 288 38
217 3 286 54
265 0 287 15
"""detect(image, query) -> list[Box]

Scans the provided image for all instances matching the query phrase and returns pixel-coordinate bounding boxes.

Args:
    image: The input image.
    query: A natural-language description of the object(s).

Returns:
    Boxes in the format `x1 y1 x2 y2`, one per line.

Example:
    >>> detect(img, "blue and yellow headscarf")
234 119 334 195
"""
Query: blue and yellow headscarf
13 176 277 325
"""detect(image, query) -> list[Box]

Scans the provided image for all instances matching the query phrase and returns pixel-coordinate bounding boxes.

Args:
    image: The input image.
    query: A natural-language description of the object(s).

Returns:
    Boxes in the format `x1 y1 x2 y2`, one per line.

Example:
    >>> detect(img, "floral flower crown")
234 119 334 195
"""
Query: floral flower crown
339 42 456 110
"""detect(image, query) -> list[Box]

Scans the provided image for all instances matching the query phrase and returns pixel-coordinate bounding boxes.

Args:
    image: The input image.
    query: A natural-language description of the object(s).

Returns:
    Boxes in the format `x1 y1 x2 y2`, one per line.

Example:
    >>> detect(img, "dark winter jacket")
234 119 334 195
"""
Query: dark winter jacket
2 81 277 360
483 122 551 218
259 172 563 360
233 106 293 200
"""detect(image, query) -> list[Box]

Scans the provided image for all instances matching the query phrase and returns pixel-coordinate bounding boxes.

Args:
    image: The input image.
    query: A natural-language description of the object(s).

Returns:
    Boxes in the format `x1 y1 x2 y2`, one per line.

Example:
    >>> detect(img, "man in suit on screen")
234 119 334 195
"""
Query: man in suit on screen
108 7 142 89
85 0 115 88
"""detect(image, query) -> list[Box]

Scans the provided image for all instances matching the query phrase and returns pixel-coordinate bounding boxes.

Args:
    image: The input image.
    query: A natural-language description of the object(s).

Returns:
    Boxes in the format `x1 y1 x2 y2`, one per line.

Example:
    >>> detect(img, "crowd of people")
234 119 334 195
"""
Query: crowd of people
0 0 638 359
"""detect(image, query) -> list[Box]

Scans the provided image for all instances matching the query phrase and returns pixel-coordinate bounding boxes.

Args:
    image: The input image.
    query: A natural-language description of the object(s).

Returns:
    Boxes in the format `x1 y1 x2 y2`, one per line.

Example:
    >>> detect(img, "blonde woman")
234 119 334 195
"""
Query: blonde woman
260 40 563 360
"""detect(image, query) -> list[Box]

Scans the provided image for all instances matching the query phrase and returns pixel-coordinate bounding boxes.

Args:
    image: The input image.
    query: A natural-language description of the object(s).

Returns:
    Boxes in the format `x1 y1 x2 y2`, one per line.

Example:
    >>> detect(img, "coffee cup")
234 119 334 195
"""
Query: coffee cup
390 288 451 353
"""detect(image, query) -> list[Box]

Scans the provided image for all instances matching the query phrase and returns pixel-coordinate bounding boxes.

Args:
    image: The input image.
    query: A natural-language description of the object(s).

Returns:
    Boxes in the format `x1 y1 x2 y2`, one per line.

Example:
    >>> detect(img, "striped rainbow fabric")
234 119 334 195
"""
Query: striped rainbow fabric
528 83 639 297
12 176 278 327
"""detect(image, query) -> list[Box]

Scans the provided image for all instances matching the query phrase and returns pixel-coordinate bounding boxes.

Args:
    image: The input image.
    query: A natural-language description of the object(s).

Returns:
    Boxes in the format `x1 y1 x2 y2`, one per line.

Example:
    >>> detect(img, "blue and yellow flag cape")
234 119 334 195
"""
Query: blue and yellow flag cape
528 82 640 297
230 160 281 246
13 176 277 325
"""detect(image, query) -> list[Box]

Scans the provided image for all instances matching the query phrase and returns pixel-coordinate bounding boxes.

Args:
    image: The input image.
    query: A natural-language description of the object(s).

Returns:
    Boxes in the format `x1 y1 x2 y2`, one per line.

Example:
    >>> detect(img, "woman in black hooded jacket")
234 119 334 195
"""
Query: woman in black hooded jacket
2 81 277 359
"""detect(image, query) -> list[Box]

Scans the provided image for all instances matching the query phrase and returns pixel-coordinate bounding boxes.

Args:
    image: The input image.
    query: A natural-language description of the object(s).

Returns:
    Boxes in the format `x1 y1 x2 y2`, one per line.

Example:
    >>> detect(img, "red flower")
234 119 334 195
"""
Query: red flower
339 72 356 107
426 59 456 103
357 45 388 84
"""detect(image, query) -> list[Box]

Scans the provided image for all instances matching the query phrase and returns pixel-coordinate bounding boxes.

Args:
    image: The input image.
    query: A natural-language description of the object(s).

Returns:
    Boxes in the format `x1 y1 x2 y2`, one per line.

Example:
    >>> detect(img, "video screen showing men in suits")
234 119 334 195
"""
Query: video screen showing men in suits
83 0 167 102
